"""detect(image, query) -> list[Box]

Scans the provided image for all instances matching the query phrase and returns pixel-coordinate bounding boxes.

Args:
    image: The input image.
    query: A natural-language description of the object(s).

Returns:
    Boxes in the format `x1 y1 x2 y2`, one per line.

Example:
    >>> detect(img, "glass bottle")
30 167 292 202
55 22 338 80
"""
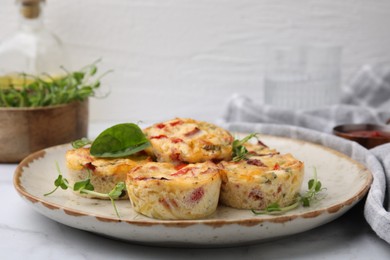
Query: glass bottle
0 0 69 89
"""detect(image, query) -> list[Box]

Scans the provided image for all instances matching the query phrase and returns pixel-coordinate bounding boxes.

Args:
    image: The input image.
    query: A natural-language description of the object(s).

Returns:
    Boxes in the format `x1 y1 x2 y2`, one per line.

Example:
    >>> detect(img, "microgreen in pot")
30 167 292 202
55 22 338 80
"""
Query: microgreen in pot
0 60 110 107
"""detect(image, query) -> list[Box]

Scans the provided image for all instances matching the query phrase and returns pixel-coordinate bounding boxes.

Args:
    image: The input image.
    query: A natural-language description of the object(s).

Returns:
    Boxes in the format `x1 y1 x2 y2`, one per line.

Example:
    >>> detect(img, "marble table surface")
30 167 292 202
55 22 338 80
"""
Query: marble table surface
1 122 390 259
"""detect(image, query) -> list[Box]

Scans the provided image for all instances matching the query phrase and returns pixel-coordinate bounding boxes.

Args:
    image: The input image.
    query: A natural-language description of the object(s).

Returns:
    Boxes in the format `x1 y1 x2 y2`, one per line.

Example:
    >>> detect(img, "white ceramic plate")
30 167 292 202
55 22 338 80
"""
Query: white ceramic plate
14 134 372 247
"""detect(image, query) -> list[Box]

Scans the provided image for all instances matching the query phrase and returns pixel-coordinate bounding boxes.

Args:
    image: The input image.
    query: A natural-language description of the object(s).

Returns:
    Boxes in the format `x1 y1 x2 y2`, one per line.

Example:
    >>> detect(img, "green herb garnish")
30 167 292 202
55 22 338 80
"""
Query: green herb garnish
232 133 258 162
43 162 69 196
0 60 110 107
252 168 326 215
300 169 324 207
89 123 151 158
72 137 93 149
71 123 151 158
44 162 126 218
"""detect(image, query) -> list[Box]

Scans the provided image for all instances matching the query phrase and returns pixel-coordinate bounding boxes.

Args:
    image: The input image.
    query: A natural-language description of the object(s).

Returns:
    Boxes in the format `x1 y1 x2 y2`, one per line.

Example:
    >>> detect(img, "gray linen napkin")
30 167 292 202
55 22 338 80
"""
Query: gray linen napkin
367 144 390 243
222 63 390 133
219 64 390 244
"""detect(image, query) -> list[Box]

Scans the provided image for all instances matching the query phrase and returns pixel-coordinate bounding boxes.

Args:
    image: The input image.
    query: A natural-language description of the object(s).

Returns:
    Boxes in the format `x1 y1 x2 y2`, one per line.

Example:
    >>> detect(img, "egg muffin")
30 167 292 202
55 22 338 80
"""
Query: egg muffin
219 153 304 210
126 161 222 220
143 118 234 164
66 147 151 199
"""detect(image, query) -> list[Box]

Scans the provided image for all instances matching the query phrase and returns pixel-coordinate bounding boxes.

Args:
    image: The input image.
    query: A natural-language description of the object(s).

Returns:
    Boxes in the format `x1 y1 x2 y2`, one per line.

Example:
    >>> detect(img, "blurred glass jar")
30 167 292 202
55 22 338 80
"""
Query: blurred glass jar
0 0 69 89
264 45 342 110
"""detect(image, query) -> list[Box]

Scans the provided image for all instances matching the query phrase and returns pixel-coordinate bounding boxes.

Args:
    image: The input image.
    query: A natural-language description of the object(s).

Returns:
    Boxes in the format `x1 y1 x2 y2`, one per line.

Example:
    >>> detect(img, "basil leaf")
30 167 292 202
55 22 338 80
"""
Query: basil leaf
90 123 150 158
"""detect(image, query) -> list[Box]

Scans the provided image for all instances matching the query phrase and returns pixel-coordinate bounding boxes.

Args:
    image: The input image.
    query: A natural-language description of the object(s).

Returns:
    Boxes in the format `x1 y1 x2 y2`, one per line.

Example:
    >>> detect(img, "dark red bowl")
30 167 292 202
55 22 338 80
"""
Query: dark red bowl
333 124 390 149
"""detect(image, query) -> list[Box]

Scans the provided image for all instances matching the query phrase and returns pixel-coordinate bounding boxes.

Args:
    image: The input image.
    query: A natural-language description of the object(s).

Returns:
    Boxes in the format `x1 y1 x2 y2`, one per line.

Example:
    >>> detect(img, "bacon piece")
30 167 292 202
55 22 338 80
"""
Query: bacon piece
150 135 168 139
257 139 268 147
247 159 266 167
184 127 200 137
248 189 263 201
84 162 96 171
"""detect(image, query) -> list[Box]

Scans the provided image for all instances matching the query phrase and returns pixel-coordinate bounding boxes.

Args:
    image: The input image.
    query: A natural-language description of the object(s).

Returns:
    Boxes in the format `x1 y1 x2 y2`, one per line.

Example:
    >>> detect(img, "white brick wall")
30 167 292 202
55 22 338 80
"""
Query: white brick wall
1 0 390 123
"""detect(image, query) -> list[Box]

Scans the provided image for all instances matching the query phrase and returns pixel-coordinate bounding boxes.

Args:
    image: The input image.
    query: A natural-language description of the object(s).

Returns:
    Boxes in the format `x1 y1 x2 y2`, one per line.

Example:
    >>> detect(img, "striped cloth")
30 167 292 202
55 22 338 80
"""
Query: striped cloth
222 64 390 133
368 145 390 244
219 64 390 244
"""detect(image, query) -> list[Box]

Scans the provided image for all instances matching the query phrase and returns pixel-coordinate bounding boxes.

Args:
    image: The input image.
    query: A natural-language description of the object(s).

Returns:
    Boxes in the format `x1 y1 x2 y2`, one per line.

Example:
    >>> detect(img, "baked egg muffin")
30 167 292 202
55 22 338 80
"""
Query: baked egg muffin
219 152 304 210
126 161 222 220
66 147 151 199
143 118 234 164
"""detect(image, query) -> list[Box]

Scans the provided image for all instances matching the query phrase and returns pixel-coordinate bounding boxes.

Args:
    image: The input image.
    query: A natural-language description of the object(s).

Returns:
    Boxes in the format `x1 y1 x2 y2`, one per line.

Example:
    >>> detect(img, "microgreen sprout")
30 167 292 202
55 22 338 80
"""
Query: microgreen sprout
72 137 93 149
44 162 126 218
252 167 326 215
44 162 69 196
300 168 325 207
232 133 258 162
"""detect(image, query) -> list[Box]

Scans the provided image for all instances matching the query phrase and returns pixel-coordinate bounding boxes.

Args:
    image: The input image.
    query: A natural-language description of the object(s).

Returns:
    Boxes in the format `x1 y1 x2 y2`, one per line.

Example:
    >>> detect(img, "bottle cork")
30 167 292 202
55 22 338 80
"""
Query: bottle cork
19 0 45 19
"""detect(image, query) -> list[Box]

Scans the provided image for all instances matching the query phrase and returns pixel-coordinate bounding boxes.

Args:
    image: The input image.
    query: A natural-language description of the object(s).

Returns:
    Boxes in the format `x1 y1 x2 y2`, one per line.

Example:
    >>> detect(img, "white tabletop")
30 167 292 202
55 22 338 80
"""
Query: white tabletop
1 123 390 259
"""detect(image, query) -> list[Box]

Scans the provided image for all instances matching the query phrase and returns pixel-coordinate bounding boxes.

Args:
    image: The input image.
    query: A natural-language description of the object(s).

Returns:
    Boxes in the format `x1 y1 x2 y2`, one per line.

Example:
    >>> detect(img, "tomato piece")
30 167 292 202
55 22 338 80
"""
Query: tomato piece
156 123 166 129
171 167 192 176
171 138 183 143
189 187 204 203
170 120 183 126
174 163 188 170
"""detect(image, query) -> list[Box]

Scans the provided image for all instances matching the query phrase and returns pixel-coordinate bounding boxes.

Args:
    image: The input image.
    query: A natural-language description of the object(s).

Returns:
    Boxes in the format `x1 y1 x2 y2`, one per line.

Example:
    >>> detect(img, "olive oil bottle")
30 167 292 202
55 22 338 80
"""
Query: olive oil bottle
0 0 69 89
